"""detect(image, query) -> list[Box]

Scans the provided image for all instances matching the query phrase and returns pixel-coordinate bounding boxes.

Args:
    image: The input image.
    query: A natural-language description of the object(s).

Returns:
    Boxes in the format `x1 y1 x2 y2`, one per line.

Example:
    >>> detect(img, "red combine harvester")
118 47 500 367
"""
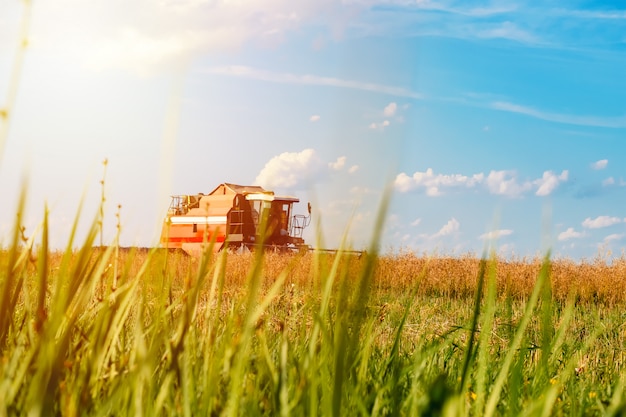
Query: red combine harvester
160 183 311 256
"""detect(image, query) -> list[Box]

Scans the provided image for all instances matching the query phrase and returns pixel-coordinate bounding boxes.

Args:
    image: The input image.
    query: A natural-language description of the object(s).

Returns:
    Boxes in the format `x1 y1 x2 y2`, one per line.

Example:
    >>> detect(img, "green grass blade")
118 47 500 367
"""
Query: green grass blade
484 252 551 417
459 256 486 392
474 254 497 415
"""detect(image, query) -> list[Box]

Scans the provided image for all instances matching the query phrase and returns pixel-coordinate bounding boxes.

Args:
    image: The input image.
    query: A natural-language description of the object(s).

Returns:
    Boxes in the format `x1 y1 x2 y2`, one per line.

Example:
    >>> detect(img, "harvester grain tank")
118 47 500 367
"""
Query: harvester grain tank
160 183 311 255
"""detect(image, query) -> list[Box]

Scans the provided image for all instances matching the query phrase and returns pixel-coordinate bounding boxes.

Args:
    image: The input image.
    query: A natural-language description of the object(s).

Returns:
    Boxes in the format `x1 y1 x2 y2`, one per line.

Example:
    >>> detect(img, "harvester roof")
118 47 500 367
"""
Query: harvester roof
209 183 273 196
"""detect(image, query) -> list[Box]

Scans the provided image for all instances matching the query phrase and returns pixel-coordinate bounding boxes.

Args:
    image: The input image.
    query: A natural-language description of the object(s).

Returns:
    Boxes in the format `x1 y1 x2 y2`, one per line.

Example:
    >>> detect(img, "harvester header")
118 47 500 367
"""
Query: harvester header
160 183 311 256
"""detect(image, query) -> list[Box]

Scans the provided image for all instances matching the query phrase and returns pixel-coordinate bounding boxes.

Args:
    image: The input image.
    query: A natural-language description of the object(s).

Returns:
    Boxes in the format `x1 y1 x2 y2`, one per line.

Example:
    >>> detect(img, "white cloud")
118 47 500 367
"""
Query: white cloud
582 215 623 229
534 170 568 196
477 21 538 43
490 101 626 128
558 227 584 241
479 229 513 240
255 150 356 189
329 156 346 170
348 165 359 174
591 159 608 170
369 102 405 130
255 148 322 189
310 114 321 122
369 120 391 130
485 170 533 197
394 180 420 194
433 218 460 238
497 243 516 257
414 218 461 241
604 233 624 243
356 2 623 56
603 177 615 186
383 102 397 117
413 2 518 18
602 177 626 187
563 9 626 20
410 224 462 246
394 168 484 195
208 65 423 99
395 168 568 197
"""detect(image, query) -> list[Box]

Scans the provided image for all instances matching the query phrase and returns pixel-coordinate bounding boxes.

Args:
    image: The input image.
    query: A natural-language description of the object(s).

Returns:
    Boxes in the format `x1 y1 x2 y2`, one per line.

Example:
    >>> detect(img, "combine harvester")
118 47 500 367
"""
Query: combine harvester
160 183 313 256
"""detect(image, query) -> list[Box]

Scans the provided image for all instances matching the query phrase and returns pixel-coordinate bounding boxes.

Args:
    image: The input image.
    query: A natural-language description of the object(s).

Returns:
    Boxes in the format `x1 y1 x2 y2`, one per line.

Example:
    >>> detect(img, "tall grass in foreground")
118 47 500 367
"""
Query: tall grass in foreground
2 202 626 415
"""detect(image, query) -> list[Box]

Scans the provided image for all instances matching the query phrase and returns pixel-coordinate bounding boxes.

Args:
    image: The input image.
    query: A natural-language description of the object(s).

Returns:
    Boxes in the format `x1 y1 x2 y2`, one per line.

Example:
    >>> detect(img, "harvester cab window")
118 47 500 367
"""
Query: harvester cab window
279 202 291 231
270 201 292 236
250 200 263 227
188 194 201 210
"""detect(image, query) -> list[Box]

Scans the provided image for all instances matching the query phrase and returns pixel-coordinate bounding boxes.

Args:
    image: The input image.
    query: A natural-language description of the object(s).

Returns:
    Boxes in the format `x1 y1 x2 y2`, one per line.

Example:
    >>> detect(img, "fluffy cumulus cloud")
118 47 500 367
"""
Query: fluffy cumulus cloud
383 102 397 117
329 156 359 174
591 159 608 170
484 170 533 197
329 156 346 170
394 168 484 196
433 218 460 238
255 150 355 189
396 169 484 195
581 215 624 229
255 148 322 189
558 227 584 241
412 218 461 242
534 170 569 196
395 168 568 197
369 101 407 130
479 229 513 240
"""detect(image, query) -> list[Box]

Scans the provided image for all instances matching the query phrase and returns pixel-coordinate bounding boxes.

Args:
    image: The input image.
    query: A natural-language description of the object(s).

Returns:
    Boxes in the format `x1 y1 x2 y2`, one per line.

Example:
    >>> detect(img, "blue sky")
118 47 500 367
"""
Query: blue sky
0 0 625 259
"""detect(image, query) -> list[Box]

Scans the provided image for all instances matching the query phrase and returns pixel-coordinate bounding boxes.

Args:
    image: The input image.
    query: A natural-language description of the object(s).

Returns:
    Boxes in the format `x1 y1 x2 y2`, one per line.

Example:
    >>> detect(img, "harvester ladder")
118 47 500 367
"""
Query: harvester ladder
228 208 244 234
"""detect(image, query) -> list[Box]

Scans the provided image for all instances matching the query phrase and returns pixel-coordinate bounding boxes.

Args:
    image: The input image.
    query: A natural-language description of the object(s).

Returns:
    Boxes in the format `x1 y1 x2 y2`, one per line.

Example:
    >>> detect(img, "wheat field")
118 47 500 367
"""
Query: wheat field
2 231 626 416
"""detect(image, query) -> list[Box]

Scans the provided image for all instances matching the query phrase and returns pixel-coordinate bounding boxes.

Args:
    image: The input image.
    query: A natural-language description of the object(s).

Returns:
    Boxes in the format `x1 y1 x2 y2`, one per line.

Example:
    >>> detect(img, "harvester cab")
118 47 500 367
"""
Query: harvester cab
160 183 311 255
